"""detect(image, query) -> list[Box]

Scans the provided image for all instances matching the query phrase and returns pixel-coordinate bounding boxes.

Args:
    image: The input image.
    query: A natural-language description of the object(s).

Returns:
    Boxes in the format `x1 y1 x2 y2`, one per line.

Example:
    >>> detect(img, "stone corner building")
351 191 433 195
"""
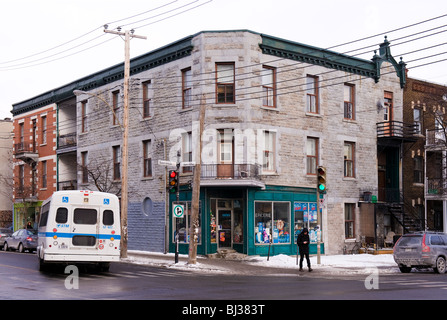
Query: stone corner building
12 30 411 256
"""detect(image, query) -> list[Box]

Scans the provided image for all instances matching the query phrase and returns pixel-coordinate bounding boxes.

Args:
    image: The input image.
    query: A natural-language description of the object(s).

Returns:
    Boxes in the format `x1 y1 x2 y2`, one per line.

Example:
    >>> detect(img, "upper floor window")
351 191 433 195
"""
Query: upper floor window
81 151 88 183
262 130 276 173
113 146 121 181
182 68 192 109
112 90 121 126
182 132 193 173
143 140 152 178
216 63 235 104
414 108 422 134
41 116 47 145
262 66 276 108
344 83 355 120
81 101 87 133
344 142 355 178
306 75 319 113
306 137 318 175
142 81 152 118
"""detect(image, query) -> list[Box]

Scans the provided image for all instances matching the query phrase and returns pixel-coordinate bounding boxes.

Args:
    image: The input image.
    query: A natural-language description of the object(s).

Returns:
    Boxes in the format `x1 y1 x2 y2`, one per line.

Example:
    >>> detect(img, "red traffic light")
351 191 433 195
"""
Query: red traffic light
170 171 177 178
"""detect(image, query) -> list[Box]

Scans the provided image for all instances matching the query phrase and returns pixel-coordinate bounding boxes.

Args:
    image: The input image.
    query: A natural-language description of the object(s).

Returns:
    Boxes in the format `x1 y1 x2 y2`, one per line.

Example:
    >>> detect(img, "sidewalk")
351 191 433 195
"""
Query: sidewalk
122 250 400 276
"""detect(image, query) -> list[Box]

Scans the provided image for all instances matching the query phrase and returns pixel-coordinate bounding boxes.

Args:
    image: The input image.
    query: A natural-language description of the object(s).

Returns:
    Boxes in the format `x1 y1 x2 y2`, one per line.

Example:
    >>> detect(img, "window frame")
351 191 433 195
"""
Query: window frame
142 80 152 119
344 203 356 239
143 140 153 178
306 75 319 114
113 145 121 181
344 83 355 120
216 62 235 104
262 65 276 108
182 68 192 109
344 142 355 178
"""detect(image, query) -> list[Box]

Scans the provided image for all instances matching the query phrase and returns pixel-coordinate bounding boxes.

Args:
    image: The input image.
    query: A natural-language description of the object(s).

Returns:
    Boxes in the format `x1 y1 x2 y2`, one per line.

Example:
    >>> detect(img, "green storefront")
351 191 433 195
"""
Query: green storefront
169 185 324 256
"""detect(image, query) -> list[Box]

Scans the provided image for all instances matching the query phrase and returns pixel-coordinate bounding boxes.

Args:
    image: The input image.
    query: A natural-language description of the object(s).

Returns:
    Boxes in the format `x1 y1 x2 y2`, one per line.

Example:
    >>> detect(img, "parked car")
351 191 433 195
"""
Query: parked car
393 231 447 273
3 229 37 253
0 228 13 249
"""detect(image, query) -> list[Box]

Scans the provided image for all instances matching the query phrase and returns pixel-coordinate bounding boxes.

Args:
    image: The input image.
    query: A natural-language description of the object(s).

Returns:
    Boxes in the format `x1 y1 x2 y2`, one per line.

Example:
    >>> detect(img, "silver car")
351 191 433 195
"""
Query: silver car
393 232 447 273
0 228 13 248
3 229 37 253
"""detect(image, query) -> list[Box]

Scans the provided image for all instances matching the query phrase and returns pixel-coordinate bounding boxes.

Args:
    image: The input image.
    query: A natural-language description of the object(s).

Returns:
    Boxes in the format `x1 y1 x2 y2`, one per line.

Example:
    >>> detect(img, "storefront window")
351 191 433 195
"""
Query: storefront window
173 201 201 244
210 199 244 247
233 200 243 244
255 201 290 244
294 202 319 243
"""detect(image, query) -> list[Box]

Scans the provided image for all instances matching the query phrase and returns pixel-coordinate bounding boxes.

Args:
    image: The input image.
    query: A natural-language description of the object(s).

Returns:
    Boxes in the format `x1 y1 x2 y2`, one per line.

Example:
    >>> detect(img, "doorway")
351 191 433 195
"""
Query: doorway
218 209 232 248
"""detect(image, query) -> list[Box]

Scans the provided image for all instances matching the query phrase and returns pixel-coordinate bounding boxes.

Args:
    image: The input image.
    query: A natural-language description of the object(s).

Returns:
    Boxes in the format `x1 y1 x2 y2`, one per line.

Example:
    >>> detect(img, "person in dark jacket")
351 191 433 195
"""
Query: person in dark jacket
297 228 312 272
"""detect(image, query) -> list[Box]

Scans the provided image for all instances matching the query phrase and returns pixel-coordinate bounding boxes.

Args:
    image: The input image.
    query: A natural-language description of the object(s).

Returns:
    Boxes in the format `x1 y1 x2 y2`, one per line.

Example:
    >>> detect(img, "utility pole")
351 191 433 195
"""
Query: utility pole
188 95 206 264
104 26 146 258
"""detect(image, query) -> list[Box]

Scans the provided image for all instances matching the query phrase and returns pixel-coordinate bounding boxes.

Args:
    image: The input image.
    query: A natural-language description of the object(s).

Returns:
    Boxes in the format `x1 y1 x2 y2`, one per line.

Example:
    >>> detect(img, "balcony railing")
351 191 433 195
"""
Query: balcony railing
58 132 77 149
377 121 419 140
201 163 261 180
58 179 77 191
426 129 446 147
426 178 447 196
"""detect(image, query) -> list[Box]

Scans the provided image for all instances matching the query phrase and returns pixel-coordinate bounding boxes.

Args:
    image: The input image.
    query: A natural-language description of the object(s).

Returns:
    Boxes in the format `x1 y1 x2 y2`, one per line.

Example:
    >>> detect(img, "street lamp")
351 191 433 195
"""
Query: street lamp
73 88 128 258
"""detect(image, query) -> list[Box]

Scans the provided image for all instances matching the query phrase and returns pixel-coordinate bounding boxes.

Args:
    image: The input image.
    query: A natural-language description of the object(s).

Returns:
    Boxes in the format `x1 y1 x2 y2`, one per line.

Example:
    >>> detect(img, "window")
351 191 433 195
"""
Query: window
18 165 24 192
216 63 235 104
414 108 422 134
306 137 318 174
113 146 121 180
414 156 423 184
143 140 152 178
41 160 47 188
74 208 97 225
103 210 114 226
81 101 87 133
344 83 355 119
344 142 355 177
294 202 319 243
262 66 276 108
182 68 192 109
182 132 193 173
81 151 88 183
345 203 355 239
112 90 121 126
254 201 290 244
262 131 275 172
41 116 47 145
55 208 68 224
142 81 152 118
306 75 318 113
384 91 393 121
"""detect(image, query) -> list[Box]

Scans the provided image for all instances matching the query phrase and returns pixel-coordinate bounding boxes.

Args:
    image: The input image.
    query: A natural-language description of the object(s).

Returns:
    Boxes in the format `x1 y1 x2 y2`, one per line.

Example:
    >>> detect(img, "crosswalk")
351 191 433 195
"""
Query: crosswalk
378 276 447 290
78 268 187 281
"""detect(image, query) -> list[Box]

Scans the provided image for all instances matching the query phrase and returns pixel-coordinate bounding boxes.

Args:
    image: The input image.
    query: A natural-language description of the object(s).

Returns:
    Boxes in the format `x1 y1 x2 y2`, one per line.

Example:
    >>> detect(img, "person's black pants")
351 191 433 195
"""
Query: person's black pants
299 251 311 268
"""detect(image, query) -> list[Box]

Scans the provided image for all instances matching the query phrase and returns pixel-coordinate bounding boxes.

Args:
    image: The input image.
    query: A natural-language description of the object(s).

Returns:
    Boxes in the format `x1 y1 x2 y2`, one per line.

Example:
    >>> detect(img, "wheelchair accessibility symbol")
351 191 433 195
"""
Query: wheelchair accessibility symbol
103 199 110 205
62 196 69 203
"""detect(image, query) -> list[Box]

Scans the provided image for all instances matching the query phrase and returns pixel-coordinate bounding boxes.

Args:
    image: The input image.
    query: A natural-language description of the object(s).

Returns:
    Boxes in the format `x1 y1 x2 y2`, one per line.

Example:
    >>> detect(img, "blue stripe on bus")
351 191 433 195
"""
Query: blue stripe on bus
38 232 121 240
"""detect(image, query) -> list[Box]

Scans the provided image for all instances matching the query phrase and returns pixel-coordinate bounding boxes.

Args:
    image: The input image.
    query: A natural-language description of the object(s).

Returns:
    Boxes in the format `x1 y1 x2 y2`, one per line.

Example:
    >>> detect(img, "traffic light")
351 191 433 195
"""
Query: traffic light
169 170 178 194
317 166 327 194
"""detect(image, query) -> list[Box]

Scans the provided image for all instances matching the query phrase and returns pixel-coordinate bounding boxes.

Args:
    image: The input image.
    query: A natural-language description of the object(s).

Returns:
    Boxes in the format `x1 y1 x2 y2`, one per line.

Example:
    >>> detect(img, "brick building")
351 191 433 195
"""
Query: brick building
0 118 13 228
403 77 447 232
12 30 408 255
11 103 57 230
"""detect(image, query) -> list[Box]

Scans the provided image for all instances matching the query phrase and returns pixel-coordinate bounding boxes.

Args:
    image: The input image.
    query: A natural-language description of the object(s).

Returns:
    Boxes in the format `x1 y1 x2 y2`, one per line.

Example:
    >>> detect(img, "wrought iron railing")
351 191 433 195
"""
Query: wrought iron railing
377 121 419 139
200 163 261 180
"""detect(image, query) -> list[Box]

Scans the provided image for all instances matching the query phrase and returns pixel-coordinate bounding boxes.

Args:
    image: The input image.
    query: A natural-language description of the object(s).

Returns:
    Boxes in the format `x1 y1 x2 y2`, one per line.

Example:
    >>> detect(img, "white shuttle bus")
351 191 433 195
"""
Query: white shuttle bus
37 190 121 271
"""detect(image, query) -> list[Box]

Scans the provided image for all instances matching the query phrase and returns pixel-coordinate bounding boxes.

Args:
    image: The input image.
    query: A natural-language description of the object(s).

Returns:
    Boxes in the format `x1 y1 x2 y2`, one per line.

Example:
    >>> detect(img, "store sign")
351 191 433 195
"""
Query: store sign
173 204 184 218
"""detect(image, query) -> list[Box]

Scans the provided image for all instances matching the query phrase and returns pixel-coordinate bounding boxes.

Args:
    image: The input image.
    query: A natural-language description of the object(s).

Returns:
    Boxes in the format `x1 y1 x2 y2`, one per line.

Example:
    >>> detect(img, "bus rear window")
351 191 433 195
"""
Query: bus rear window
74 208 97 225
103 210 114 226
56 208 68 223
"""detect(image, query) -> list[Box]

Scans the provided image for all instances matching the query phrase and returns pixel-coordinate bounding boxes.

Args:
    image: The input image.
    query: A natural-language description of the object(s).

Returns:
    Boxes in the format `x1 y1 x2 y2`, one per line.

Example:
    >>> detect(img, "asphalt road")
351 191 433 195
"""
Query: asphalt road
1 250 447 302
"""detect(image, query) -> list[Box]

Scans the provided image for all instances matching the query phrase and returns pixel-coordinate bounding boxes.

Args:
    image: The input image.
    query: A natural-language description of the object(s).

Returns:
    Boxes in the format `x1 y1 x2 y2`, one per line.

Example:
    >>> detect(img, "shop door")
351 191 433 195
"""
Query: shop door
218 209 232 248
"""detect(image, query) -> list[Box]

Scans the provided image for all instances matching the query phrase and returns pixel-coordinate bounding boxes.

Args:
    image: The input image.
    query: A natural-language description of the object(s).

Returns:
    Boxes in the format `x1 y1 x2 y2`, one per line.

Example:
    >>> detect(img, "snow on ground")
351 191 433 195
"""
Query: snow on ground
124 250 399 275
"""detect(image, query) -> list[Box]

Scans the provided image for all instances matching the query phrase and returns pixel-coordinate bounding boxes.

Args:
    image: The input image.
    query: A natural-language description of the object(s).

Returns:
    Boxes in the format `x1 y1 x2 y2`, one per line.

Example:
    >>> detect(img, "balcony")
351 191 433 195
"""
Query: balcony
200 163 264 188
57 132 77 154
377 121 419 145
14 142 38 162
58 179 77 191
426 129 446 150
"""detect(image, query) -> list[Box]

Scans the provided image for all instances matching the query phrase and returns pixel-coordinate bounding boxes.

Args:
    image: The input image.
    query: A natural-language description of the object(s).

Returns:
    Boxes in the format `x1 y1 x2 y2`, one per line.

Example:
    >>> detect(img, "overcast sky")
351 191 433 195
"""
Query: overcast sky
1 0 446 120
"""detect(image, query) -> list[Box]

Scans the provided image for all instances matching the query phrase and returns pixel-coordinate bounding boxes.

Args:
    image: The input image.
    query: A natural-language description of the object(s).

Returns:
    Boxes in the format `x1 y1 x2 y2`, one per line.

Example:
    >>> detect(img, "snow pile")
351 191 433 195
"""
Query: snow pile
124 250 399 275
245 253 399 274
